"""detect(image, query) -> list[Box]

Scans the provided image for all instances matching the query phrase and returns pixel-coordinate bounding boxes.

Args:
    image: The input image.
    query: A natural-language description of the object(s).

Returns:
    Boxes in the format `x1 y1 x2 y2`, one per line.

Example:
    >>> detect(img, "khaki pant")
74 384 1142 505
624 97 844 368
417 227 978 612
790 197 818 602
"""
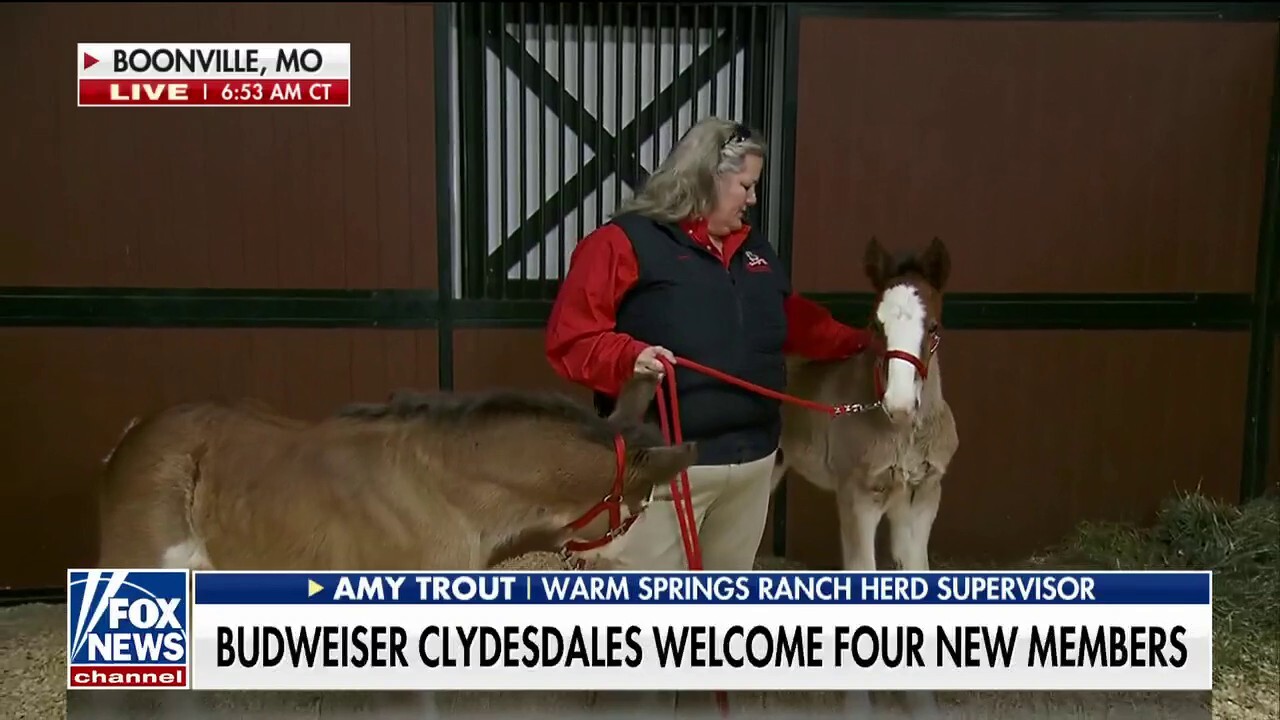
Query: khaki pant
588 449 778 571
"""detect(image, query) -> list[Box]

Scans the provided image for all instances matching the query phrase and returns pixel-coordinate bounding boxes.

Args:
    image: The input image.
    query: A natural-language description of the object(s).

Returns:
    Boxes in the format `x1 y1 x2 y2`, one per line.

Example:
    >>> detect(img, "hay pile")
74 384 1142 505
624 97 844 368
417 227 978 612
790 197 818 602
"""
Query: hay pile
1023 491 1279 718
492 551 571 570
0 602 65 719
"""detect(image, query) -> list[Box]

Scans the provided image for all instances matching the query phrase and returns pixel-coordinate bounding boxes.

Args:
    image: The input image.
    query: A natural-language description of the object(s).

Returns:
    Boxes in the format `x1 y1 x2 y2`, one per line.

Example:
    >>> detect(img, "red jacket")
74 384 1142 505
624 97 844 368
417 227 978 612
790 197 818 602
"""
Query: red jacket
545 217 875 397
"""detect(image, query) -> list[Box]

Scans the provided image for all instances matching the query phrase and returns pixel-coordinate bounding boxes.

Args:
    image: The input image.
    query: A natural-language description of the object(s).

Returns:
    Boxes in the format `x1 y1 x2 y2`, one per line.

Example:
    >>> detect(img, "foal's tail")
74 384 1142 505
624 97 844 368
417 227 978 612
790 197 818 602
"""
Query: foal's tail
96 404 213 570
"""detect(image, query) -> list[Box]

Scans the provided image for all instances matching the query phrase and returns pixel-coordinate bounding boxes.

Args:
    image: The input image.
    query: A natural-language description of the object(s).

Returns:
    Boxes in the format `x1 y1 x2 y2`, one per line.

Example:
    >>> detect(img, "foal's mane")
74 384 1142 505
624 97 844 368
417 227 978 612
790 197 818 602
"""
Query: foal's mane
337 387 664 450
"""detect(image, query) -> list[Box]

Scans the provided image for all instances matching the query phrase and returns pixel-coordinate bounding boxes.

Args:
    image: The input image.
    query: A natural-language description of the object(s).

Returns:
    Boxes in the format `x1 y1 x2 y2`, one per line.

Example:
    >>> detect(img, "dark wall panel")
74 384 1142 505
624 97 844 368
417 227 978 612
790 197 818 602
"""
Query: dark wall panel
453 328 593 401
0 328 439 589
0 2 439 290
790 17 1276 294
785 330 1250 569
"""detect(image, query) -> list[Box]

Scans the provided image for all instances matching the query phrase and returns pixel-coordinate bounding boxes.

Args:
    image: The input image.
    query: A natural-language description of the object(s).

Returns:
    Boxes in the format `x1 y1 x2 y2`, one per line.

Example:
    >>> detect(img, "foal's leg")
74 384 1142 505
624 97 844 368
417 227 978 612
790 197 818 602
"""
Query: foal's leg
834 477 887 716
879 475 944 718
836 480 880 572
887 474 942 572
846 478 946 720
837 479 882 716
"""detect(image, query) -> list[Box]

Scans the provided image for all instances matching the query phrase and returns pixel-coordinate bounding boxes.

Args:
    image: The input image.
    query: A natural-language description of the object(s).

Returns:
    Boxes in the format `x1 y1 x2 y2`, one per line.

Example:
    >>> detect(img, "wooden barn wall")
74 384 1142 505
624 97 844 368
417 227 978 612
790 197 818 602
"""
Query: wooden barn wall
0 3 1276 591
452 329 590 397
785 16 1278 567
0 2 441 589
2 2 438 289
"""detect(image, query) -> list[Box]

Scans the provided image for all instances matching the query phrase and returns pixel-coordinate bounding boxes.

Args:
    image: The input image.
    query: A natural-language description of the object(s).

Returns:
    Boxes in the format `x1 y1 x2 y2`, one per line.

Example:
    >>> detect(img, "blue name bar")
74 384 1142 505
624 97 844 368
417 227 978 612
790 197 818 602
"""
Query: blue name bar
193 571 1210 606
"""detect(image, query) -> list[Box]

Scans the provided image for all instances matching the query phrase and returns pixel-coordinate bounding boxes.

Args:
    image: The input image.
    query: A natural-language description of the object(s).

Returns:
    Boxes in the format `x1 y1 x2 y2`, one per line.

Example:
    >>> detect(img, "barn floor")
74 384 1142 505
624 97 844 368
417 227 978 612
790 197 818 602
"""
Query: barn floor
3 553 1224 719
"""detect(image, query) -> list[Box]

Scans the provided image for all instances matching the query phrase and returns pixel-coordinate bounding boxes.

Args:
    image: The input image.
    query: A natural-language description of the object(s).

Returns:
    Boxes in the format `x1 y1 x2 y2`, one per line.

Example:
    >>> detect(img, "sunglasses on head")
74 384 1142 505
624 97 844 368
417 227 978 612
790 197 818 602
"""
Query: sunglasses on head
723 123 752 148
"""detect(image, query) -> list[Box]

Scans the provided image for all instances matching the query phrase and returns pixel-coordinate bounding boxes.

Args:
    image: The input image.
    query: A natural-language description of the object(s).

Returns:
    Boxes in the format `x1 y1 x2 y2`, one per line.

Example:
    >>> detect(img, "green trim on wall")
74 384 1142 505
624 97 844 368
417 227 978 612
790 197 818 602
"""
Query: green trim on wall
814 292 1256 331
451 300 556 328
0 588 63 607
0 288 439 328
0 289 1257 330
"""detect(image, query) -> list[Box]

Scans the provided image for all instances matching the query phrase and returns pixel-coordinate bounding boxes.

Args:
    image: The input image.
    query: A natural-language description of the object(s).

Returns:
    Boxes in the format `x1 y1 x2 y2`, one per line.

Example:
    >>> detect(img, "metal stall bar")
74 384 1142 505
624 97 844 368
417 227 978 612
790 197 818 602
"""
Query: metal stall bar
1240 31 1280 501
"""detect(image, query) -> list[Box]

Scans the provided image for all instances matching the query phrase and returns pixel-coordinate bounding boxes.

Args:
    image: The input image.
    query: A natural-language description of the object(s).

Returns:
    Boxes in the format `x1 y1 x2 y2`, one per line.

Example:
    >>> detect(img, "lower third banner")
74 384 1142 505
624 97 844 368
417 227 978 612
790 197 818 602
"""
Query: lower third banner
178 570 1212 692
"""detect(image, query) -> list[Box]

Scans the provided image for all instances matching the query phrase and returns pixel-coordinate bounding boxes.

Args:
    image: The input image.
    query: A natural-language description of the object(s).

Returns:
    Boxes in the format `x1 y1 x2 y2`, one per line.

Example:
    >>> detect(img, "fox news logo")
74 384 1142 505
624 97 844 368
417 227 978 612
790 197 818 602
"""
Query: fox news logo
67 569 190 689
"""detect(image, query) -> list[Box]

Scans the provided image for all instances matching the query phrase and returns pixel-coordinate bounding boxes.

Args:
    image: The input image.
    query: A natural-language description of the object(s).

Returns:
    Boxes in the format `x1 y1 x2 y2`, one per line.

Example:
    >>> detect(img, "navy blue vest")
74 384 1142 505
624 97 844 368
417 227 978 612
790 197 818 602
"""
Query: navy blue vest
594 212 791 466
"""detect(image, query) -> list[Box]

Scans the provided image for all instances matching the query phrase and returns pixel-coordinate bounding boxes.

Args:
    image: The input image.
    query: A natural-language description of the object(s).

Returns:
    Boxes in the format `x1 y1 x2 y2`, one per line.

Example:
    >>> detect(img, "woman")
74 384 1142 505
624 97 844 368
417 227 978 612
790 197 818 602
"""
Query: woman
544 116 875 570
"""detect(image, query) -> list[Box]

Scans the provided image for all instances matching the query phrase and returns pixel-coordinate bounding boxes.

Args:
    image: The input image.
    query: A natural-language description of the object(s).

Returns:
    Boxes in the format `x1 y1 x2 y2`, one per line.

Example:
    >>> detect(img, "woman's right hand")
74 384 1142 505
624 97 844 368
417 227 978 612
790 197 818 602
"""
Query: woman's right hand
634 345 676 378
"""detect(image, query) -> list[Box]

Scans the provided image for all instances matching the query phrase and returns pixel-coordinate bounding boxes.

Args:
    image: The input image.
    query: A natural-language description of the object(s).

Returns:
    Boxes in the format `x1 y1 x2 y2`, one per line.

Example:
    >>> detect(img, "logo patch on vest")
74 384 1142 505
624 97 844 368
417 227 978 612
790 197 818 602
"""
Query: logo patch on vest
744 250 771 273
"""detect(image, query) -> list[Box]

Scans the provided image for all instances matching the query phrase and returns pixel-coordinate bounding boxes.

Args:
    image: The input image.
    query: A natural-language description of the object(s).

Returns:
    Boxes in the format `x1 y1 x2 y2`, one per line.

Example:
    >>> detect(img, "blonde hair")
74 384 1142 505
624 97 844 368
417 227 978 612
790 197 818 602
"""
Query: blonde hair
614 116 767 223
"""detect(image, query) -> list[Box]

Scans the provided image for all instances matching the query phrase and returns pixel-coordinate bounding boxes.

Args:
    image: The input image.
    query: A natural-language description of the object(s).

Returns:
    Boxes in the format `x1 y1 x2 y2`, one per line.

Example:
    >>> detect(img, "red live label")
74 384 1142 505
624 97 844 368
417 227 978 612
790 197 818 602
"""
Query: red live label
78 79 349 106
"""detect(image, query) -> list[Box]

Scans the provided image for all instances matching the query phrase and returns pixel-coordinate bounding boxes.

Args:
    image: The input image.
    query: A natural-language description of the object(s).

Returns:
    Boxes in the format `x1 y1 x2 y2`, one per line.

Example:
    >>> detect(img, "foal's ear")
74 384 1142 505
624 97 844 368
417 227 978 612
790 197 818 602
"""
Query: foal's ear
920 236 951 291
631 442 699 489
864 237 894 292
608 372 659 425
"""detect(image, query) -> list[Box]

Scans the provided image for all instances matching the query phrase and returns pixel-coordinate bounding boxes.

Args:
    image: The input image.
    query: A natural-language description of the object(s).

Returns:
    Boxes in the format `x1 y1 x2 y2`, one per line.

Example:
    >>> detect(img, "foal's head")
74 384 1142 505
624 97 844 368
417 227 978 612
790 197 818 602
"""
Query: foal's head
562 373 699 542
864 236 951 425
335 376 696 534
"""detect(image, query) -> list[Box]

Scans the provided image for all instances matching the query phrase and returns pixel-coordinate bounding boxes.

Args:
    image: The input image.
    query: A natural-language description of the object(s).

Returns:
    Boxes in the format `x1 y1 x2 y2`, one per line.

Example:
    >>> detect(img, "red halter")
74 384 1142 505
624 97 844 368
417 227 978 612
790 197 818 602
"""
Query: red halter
871 329 941 403
560 435 638 555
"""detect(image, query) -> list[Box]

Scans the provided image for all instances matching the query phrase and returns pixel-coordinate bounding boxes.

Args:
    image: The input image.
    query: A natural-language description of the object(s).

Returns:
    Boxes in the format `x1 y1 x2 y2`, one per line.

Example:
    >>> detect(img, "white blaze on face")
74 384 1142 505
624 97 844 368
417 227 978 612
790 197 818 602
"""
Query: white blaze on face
876 284 926 415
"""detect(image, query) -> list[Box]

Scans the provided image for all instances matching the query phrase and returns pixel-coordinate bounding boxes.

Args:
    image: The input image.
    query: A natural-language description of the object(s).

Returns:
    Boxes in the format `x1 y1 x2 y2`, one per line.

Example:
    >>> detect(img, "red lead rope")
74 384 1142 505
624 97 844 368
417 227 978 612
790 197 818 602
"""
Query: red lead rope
653 354 868 719
653 355 720 714
654 356 701 571
649 346 933 719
